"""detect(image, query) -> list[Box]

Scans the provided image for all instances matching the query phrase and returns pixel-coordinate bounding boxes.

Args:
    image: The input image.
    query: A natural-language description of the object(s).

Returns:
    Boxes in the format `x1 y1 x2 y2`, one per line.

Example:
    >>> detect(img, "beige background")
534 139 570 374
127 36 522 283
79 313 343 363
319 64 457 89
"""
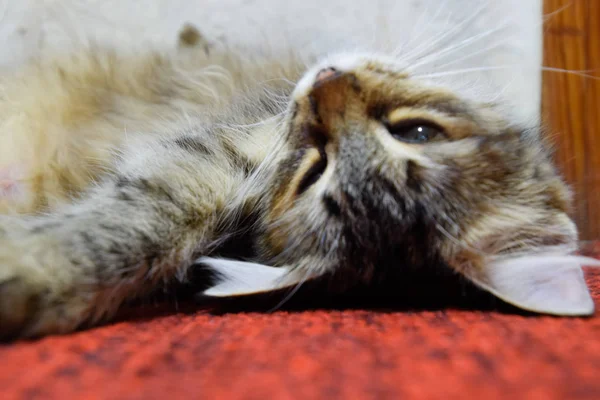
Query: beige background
0 0 542 120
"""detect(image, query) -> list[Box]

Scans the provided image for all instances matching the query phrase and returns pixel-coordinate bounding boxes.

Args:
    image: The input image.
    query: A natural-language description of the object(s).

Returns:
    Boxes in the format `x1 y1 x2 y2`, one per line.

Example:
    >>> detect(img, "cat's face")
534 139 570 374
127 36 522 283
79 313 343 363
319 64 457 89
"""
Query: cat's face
255 53 589 314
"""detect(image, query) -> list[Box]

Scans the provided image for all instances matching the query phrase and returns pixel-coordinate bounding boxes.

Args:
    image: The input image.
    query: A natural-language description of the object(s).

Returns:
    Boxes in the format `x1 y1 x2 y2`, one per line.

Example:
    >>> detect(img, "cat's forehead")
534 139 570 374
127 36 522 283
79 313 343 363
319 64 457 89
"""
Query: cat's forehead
293 52 479 113
293 52 409 100
291 52 520 135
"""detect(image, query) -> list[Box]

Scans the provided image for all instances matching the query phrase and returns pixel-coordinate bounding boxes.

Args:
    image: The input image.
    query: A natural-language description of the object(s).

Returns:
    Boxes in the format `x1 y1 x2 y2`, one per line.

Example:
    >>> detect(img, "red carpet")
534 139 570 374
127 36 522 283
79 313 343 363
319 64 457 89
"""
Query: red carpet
2 245 600 400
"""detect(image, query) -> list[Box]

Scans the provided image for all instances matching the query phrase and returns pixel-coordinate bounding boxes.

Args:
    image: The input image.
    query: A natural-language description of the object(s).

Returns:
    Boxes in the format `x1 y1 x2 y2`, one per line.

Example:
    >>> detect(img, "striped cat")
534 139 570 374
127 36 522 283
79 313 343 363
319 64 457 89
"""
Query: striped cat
0 26 597 339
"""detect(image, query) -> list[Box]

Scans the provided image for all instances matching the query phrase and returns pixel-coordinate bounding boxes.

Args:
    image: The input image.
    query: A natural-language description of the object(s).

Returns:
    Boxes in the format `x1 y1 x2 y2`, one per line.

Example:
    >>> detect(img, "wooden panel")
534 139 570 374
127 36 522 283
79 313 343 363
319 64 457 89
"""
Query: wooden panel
543 0 600 240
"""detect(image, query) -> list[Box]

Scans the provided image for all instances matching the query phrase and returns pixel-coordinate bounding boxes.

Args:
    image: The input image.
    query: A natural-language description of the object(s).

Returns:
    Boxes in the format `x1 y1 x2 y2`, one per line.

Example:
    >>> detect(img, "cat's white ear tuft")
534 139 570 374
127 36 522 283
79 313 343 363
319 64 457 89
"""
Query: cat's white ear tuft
466 254 600 316
197 257 305 297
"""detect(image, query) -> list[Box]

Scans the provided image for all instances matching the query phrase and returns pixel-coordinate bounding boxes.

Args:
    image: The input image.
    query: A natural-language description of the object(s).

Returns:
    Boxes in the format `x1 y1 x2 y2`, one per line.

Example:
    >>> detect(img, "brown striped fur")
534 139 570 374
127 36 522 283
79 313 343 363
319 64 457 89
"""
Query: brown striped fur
0 28 588 339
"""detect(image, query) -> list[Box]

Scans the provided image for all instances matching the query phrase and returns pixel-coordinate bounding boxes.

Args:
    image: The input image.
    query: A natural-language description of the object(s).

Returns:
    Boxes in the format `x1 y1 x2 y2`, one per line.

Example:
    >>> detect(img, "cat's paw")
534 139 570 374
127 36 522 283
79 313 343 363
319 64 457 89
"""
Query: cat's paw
0 264 46 340
0 230 91 340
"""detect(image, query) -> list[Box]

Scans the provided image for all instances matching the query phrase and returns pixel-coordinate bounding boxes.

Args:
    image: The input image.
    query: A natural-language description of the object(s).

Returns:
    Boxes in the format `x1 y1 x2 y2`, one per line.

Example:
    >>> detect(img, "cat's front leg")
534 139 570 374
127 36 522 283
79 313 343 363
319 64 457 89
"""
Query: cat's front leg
0 219 96 338
0 139 238 339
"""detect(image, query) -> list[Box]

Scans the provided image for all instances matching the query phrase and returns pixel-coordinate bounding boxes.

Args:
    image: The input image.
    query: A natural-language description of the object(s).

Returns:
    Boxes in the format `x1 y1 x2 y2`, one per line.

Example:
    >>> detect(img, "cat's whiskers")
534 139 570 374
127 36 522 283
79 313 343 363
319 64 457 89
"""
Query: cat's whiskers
216 115 289 236
266 223 342 313
266 261 315 313
0 0 8 26
432 203 490 256
541 66 600 79
405 21 513 73
175 73 220 103
260 90 291 109
543 2 574 22
395 1 491 65
402 4 598 84
395 0 451 57
258 77 297 87
181 66 236 94
420 36 511 74
220 112 286 130
486 76 518 104
413 65 521 79
414 0 453 46
413 65 600 80
265 203 324 260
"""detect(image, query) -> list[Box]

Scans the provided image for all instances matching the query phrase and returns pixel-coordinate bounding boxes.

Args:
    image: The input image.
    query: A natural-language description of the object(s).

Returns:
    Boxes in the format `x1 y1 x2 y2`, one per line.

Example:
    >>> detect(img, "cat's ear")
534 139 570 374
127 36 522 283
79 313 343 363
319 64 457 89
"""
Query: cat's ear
196 257 312 297
461 253 600 316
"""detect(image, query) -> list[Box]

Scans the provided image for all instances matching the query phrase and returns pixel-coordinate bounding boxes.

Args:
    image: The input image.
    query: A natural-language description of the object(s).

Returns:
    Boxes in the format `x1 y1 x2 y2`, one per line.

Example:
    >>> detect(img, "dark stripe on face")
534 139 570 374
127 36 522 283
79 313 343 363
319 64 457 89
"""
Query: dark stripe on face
270 147 308 201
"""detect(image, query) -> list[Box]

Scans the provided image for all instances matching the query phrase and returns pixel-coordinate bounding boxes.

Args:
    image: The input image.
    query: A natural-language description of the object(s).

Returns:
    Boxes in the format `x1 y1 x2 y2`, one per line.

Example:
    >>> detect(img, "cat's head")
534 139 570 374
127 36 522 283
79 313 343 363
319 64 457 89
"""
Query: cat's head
205 53 598 315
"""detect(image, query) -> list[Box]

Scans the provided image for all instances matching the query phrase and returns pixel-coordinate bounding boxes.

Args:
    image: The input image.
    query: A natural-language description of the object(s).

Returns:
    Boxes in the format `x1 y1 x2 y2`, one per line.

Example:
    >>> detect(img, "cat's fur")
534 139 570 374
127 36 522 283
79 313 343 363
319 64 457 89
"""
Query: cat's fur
0 26 597 339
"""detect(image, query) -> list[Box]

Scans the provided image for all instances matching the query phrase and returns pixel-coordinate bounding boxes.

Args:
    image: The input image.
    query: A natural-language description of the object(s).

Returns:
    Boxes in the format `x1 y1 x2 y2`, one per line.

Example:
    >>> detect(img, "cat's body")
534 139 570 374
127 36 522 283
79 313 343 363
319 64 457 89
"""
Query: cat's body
0 26 597 340
0 30 303 214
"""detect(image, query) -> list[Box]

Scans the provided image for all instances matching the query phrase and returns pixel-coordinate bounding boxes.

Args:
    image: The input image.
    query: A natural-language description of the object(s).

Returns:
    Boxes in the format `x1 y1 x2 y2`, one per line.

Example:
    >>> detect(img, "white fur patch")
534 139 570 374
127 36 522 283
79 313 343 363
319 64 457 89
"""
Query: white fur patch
198 257 301 297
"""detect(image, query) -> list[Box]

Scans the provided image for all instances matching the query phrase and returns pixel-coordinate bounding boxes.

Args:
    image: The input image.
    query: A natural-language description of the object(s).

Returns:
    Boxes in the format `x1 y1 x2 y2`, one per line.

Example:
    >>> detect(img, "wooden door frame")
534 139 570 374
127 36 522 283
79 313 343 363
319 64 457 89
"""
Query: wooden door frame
542 0 600 240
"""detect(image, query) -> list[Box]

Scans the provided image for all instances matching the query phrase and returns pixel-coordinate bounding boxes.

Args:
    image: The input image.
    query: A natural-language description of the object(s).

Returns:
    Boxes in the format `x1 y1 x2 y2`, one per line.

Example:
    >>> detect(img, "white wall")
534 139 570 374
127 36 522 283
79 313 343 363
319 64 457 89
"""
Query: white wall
0 0 542 120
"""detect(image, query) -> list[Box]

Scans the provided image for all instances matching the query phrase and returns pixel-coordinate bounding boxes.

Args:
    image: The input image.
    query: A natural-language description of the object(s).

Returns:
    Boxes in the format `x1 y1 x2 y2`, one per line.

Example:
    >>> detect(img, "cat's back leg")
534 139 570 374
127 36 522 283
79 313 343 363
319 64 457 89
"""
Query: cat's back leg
0 43 213 215
0 50 154 214
0 25 304 215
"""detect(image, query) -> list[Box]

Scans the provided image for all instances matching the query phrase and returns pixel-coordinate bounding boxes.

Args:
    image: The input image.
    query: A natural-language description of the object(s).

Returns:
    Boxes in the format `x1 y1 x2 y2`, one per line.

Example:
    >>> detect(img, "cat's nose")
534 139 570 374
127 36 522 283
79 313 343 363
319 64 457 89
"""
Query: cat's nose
314 67 341 87
309 68 354 124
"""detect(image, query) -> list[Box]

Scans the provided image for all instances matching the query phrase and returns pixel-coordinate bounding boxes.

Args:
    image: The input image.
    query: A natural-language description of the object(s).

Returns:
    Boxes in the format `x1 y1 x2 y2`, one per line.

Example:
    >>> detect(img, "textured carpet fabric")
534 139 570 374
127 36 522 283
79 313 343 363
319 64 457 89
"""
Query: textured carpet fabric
1 249 600 399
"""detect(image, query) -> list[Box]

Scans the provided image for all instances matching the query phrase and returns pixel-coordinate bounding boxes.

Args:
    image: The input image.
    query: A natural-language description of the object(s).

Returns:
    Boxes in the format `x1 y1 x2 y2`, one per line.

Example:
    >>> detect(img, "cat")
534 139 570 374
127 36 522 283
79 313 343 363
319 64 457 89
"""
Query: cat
0 25 598 340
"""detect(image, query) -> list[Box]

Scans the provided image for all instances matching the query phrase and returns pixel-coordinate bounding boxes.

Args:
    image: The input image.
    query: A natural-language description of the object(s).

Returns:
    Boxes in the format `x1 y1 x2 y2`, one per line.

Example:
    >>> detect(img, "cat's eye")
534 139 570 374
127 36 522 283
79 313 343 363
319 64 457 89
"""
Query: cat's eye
386 119 445 144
